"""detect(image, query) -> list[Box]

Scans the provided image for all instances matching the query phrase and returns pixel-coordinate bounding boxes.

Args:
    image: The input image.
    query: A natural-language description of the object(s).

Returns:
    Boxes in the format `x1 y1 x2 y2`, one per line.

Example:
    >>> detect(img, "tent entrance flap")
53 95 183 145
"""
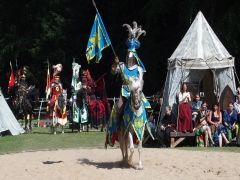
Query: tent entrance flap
199 70 215 107
219 85 235 110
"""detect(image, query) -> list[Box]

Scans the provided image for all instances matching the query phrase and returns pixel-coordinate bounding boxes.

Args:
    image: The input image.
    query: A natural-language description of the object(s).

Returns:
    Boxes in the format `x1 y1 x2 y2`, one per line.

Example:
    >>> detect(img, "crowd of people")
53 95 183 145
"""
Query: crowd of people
151 83 240 148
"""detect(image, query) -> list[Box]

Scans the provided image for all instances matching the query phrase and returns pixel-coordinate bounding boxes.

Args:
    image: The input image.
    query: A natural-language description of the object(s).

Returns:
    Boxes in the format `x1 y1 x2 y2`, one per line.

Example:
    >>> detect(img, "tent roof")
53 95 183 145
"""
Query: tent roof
168 11 234 69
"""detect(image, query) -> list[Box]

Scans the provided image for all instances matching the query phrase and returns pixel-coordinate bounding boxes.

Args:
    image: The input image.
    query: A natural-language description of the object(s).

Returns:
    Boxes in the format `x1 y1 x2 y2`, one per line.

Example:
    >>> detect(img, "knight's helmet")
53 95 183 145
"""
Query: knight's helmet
81 69 87 86
54 76 61 84
123 21 146 71
20 66 28 81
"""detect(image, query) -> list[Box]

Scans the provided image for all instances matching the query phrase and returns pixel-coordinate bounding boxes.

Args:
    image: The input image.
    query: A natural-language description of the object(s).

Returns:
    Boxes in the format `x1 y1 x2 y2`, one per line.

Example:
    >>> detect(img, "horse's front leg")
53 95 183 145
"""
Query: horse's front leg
29 114 32 132
61 125 64 134
128 127 134 166
24 114 28 131
118 128 125 162
51 125 56 135
138 141 143 170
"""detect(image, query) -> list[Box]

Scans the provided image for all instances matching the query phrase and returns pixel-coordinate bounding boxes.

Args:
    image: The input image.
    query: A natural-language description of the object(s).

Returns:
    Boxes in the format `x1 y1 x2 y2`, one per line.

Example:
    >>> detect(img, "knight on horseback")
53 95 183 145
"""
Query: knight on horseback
111 21 150 131
106 21 154 169
49 77 63 116
49 64 63 116
45 63 67 134
16 66 31 114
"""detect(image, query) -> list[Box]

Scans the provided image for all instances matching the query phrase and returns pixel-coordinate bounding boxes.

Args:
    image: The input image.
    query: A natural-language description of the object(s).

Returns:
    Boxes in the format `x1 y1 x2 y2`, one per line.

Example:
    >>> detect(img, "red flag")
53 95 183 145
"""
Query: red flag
8 62 15 93
95 75 111 123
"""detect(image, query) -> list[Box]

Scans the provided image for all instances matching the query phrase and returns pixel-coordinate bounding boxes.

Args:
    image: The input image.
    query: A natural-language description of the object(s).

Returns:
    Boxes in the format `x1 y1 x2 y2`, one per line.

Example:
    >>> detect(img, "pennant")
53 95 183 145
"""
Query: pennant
46 60 51 99
8 61 15 93
86 13 111 63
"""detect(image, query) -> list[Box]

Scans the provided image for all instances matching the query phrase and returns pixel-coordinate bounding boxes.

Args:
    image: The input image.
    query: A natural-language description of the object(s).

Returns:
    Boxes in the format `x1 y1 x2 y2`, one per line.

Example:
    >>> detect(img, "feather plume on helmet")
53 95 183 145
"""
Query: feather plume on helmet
122 21 147 71
52 64 63 76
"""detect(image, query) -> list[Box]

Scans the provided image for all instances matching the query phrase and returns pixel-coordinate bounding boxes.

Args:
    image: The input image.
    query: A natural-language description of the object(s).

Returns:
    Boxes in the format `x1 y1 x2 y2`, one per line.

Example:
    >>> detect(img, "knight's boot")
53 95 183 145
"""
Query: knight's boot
116 113 122 132
49 106 54 116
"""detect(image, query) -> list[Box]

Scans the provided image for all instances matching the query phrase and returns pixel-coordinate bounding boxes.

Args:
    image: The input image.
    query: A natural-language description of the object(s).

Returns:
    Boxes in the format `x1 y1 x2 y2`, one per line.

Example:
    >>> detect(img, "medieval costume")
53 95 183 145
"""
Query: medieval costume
178 91 193 132
83 70 106 128
45 64 67 127
106 21 153 146
16 66 31 114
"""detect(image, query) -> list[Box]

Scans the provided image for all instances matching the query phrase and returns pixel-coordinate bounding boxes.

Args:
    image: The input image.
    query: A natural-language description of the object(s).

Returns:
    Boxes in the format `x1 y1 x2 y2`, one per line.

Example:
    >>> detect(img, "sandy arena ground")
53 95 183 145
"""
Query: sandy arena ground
0 148 240 180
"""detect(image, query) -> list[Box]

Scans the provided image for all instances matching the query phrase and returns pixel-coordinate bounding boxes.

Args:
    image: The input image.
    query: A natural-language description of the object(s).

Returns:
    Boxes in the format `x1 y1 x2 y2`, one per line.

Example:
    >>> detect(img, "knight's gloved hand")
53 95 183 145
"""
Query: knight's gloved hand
115 57 119 64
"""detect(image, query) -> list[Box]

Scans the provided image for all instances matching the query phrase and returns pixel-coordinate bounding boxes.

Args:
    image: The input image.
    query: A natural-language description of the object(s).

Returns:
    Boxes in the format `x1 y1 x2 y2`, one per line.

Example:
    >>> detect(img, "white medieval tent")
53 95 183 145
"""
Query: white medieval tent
161 11 237 120
0 88 25 136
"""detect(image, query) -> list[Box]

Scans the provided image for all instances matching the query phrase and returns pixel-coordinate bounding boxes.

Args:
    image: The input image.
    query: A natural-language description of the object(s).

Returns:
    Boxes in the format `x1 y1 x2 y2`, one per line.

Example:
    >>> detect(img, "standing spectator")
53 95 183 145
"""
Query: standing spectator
178 83 193 132
223 102 238 142
208 102 229 147
157 106 176 147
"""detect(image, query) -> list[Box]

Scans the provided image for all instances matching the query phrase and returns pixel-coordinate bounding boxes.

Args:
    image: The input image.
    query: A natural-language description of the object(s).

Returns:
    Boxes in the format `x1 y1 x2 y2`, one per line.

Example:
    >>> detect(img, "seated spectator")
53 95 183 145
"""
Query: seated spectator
223 102 238 142
208 102 229 147
195 102 215 147
157 105 176 147
191 93 202 128
234 95 240 137
178 83 193 132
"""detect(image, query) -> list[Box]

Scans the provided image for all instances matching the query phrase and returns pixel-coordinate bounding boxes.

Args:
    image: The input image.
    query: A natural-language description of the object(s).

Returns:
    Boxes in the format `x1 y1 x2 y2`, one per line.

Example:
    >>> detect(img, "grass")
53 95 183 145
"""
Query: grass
0 124 107 155
1 120 240 154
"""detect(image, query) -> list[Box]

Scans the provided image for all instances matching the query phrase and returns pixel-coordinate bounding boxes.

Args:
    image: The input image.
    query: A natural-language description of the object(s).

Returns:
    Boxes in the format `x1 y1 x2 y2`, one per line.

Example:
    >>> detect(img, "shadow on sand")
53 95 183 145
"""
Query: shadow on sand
76 158 134 169
42 160 63 165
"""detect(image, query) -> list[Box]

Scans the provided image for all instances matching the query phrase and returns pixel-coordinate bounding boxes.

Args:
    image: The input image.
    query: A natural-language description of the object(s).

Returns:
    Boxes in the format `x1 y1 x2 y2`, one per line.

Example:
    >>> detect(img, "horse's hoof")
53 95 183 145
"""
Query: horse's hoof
128 161 133 166
138 167 143 170
62 131 64 134
54 132 56 135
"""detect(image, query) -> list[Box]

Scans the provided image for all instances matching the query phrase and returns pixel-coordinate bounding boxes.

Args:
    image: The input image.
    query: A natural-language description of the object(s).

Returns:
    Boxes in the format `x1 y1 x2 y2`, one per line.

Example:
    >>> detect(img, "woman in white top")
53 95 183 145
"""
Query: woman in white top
178 83 193 132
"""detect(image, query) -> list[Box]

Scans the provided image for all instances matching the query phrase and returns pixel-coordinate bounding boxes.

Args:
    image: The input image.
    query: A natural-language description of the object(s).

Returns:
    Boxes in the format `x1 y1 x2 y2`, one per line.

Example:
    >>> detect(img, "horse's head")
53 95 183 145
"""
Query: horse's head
57 89 67 110
129 77 144 110
27 85 39 103
77 87 88 108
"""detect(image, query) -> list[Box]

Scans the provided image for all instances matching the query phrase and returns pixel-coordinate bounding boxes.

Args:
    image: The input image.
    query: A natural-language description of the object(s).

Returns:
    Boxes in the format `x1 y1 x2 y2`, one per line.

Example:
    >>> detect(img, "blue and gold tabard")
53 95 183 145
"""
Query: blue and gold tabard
123 100 154 143
106 99 154 146
120 64 150 108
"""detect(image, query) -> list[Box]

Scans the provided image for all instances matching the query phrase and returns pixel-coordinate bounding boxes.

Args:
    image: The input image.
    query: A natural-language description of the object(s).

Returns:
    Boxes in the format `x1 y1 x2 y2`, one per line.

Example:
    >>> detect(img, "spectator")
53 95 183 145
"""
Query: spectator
147 97 160 130
223 102 238 142
191 93 202 128
195 102 214 147
178 83 193 132
234 95 240 137
157 105 176 147
208 102 229 147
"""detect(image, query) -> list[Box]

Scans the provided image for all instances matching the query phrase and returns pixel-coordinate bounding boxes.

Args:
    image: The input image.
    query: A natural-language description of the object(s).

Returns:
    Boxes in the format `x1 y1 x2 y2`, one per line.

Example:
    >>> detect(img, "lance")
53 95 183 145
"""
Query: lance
91 0 124 81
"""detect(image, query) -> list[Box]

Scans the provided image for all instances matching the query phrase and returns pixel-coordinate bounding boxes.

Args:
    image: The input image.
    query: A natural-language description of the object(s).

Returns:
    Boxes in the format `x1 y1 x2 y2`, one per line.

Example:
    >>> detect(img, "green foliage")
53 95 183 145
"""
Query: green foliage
0 0 240 96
